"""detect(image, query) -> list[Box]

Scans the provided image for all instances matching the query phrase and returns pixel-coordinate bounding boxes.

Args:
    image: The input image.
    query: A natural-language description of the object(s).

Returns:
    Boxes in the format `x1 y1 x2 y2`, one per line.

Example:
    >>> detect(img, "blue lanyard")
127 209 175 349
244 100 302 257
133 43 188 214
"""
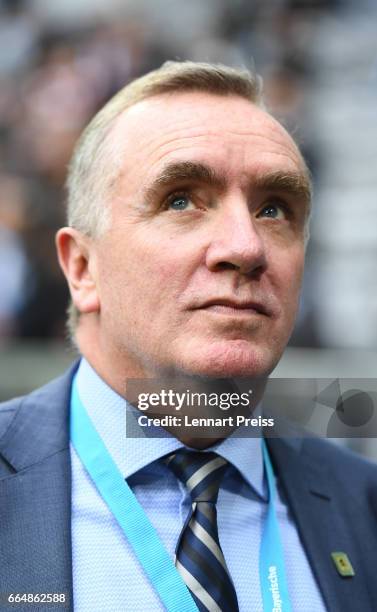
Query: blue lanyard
70 378 292 612
260 440 292 612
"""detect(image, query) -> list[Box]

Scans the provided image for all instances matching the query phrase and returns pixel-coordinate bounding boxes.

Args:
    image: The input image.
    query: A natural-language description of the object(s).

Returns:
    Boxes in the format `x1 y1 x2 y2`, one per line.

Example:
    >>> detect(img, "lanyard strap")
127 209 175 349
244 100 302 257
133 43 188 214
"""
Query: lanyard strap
260 440 292 612
70 379 198 612
71 378 292 612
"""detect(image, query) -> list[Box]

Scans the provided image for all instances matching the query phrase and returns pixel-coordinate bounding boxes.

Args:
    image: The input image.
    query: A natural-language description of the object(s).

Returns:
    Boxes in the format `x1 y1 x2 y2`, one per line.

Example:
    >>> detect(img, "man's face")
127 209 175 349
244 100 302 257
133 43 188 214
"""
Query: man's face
92 92 310 379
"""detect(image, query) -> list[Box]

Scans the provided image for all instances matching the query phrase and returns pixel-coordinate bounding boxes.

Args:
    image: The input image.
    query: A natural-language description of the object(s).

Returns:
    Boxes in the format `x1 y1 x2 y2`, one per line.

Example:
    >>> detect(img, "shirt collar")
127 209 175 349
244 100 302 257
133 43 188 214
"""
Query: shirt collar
212 426 266 500
74 358 266 501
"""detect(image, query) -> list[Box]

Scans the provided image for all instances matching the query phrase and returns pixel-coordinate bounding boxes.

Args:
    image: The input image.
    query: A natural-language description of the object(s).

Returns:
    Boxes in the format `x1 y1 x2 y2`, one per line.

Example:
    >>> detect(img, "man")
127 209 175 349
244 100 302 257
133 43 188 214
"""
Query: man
1 61 377 612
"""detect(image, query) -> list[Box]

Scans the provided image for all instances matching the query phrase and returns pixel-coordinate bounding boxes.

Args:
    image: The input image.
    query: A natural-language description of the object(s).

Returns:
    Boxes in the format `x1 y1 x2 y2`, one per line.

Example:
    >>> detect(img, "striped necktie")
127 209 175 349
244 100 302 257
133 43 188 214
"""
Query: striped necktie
167 450 239 612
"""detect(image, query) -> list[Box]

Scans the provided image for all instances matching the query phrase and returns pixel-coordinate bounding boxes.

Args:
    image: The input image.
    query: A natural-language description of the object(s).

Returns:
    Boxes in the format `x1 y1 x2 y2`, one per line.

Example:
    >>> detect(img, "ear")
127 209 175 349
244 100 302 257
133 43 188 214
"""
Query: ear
56 227 100 315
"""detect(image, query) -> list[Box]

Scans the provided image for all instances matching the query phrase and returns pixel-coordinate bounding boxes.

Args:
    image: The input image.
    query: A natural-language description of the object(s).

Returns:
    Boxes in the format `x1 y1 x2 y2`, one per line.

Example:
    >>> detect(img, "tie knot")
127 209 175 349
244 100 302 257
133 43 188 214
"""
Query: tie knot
167 450 228 503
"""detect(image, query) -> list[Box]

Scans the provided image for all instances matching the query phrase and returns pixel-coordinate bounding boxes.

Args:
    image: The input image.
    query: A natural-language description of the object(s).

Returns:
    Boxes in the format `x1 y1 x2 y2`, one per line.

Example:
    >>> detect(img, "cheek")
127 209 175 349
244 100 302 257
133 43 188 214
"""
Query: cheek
272 249 305 312
147 253 176 282
120 246 191 321
142 237 203 293
285 277 304 322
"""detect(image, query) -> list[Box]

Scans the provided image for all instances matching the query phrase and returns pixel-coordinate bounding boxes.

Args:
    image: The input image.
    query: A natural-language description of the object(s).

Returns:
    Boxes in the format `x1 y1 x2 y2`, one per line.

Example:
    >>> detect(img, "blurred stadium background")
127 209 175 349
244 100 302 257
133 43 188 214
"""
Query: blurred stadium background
0 0 376 458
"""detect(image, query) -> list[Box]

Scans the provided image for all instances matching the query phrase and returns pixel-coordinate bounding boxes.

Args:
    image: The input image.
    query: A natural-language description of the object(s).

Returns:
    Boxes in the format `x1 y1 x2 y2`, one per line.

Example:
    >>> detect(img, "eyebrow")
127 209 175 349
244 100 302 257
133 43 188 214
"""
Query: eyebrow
252 170 312 208
143 160 312 208
143 161 227 204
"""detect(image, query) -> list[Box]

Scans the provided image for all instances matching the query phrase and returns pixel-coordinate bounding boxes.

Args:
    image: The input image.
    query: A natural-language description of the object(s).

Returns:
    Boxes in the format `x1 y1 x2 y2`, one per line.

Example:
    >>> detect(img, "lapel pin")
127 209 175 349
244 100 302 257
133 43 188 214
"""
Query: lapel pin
331 552 355 577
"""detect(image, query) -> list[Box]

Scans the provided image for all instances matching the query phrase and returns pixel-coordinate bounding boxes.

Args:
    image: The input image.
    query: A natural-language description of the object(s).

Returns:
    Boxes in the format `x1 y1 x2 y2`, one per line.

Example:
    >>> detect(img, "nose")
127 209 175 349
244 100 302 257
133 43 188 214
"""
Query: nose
205 198 267 275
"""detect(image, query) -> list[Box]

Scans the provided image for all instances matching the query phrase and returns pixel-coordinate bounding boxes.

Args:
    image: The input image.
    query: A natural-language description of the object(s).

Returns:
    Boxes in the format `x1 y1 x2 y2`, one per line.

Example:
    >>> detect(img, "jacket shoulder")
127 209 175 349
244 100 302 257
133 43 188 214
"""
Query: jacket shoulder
0 395 23 438
0 360 79 441
304 435 377 488
306 435 377 468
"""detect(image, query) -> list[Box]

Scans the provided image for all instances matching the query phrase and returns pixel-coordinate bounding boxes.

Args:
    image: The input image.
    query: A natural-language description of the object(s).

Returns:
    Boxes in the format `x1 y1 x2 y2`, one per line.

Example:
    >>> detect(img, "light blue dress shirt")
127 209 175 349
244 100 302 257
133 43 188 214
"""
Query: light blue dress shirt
71 358 326 611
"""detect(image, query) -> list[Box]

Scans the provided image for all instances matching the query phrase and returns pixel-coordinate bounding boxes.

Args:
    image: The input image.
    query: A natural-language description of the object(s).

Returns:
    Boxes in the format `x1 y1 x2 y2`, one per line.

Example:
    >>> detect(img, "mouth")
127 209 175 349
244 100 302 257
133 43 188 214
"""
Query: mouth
195 298 270 317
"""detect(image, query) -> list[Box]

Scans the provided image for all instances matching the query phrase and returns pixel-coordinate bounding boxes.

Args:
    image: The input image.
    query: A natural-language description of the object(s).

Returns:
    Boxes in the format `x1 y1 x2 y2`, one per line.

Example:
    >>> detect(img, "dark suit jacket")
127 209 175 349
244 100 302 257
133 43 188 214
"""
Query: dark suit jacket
1 363 377 611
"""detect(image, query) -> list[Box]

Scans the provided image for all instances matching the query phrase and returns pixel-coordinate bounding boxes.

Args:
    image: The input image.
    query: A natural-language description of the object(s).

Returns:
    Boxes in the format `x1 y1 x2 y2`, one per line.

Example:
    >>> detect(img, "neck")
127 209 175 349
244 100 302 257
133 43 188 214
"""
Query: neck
77 323 267 448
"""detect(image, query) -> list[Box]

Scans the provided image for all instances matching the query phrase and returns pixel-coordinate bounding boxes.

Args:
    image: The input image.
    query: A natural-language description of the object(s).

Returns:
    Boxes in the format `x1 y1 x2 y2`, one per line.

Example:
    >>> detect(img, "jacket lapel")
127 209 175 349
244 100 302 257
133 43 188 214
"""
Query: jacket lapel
0 364 78 610
267 436 373 612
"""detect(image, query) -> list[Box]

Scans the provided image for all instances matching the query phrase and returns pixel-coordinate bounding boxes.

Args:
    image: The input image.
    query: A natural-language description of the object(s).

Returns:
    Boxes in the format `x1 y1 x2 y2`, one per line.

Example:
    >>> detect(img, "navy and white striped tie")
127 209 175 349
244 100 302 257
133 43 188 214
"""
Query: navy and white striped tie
167 450 239 612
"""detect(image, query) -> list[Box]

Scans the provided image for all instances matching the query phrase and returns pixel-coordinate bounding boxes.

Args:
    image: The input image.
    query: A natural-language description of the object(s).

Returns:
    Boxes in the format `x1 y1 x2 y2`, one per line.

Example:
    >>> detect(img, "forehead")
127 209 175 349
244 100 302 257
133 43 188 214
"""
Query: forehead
112 92 307 189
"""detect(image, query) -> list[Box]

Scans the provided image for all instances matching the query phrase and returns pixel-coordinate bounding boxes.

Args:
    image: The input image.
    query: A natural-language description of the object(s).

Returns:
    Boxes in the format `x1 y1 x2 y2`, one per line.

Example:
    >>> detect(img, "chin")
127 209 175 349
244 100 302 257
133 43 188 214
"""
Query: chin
175 340 279 379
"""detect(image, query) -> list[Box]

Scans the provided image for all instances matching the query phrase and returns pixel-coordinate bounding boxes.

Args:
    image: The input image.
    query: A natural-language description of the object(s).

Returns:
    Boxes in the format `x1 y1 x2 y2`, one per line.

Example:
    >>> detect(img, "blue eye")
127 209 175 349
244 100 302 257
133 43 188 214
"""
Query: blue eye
258 203 285 220
167 195 191 211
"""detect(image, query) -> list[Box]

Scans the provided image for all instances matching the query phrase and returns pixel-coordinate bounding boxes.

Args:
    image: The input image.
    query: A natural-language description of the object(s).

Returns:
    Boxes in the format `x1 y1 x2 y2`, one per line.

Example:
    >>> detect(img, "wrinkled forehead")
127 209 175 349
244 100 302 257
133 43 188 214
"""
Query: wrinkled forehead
111 91 309 187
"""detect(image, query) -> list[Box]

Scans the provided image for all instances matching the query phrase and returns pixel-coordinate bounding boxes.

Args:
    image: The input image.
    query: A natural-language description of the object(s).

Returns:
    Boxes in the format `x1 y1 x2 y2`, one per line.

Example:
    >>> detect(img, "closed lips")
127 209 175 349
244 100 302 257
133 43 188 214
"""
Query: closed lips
197 299 269 315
